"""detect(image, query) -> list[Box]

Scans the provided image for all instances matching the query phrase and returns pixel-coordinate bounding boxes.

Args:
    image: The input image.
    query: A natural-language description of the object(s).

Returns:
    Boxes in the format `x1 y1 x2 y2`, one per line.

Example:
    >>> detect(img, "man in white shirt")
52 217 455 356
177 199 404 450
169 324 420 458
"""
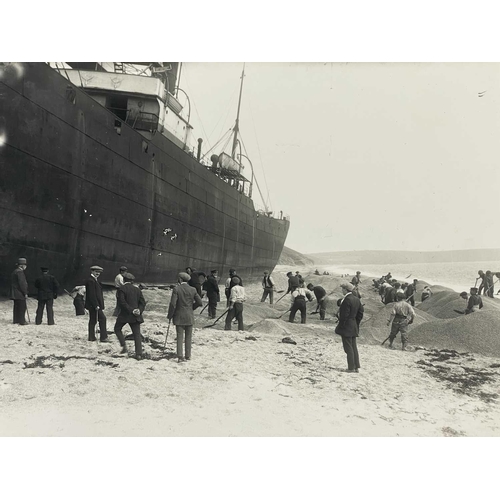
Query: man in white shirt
289 284 313 324
224 277 246 331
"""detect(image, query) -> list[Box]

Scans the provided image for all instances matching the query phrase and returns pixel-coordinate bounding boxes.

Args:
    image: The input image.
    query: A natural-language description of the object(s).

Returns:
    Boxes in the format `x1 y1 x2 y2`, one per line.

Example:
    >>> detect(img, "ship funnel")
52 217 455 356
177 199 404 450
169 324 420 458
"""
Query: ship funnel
197 138 203 161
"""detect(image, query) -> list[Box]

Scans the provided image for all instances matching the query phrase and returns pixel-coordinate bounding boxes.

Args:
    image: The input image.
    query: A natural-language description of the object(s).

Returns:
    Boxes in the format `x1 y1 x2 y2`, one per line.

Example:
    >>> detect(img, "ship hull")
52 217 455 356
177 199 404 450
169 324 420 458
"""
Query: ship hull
0 63 289 293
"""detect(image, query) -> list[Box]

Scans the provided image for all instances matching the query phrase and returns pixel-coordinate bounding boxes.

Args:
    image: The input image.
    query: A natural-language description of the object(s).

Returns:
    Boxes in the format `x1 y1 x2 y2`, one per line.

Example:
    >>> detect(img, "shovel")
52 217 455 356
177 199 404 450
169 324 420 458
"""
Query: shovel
203 309 229 329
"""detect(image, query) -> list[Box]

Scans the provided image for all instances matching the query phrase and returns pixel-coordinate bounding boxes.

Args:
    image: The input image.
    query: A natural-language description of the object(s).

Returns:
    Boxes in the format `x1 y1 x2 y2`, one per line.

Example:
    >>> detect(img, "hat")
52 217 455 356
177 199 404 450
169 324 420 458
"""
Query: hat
460 291 468 298
286 272 293 276
40 267 49 271
90 265 103 271
307 283 314 290
356 271 361 274
231 276 241 285
119 266 128 271
229 268 236 274
470 287 478 292
122 272 135 282
341 283 355 292
17 258 27 265
211 269 218 274
178 272 191 282
263 271 269 275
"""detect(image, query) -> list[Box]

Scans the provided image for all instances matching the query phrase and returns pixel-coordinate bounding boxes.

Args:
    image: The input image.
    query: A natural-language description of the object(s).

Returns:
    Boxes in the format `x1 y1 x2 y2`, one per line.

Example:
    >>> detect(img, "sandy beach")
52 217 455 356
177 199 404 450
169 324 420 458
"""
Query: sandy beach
1 265 499 437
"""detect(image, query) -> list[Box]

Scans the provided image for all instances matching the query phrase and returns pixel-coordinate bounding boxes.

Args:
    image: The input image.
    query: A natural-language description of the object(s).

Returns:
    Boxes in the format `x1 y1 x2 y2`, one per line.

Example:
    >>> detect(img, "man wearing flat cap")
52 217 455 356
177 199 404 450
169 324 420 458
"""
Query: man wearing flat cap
114 272 147 360
168 272 203 362
335 283 364 372
34 266 60 325
113 266 128 316
85 265 109 342
10 258 29 325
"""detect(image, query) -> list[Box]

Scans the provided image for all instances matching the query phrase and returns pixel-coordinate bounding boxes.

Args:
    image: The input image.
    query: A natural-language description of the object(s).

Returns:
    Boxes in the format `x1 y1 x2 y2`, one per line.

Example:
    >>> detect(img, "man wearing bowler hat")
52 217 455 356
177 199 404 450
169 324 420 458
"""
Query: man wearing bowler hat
34 266 60 325
85 265 109 342
10 257 29 325
113 272 147 360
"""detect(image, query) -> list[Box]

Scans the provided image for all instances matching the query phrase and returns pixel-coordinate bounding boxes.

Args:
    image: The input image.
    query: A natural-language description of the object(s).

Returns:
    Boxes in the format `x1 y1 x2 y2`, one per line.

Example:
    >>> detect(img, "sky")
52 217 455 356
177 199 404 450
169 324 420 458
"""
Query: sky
178 62 500 255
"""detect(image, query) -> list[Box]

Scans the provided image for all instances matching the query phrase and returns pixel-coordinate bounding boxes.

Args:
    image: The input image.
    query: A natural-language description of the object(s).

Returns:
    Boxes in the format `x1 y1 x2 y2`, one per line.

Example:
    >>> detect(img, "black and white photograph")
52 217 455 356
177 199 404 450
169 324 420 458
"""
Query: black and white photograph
1 2 498 498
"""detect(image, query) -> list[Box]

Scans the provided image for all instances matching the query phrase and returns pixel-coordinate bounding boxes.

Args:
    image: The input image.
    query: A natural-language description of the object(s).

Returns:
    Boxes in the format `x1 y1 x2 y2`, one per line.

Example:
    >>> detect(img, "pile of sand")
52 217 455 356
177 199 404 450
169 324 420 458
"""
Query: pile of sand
410 310 500 357
417 290 500 319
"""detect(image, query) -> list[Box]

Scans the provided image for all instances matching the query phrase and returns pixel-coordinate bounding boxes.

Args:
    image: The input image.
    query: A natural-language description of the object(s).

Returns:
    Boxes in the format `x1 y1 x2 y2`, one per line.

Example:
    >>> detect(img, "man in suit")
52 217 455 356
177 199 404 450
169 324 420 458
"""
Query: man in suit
10 257 29 325
335 283 364 373
113 272 147 360
34 267 60 325
203 269 220 319
85 265 109 342
168 272 203 362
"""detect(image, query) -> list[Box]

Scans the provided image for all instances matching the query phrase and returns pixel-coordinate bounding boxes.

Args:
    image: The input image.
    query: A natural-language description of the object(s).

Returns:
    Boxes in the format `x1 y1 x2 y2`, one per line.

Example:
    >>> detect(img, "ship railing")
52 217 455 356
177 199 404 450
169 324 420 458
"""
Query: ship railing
254 205 290 221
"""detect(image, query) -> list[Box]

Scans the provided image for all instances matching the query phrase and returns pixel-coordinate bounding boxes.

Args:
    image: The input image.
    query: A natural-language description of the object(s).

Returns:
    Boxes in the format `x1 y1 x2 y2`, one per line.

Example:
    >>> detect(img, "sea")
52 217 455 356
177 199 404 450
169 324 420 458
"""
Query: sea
321 261 500 293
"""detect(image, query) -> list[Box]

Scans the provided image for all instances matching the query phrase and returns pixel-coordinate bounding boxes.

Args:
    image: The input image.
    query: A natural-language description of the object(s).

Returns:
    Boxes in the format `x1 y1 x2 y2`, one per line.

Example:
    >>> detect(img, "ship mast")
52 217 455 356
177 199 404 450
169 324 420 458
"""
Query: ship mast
231 64 245 160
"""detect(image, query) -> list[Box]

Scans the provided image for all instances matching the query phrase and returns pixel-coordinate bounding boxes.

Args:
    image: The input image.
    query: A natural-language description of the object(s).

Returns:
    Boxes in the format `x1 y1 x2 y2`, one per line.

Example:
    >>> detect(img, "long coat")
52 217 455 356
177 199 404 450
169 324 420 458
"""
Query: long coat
10 268 28 300
335 293 364 337
203 275 220 300
116 283 146 323
34 274 60 300
167 283 202 326
84 276 105 310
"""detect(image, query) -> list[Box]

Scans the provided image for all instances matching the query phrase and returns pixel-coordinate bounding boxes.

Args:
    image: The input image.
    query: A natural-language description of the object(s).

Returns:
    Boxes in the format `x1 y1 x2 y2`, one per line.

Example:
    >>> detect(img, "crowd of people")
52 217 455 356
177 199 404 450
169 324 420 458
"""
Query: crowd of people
8 258 500 371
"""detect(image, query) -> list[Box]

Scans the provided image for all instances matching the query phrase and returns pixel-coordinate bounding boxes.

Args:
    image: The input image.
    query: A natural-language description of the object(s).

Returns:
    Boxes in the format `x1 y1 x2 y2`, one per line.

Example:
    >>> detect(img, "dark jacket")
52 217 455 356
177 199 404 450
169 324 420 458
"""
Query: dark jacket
225 274 243 297
405 284 416 299
85 276 105 310
287 276 300 293
384 287 397 304
188 269 200 287
35 273 60 301
466 294 483 313
116 283 146 323
313 286 326 302
203 275 220 298
335 293 364 337
167 283 203 325
10 267 28 300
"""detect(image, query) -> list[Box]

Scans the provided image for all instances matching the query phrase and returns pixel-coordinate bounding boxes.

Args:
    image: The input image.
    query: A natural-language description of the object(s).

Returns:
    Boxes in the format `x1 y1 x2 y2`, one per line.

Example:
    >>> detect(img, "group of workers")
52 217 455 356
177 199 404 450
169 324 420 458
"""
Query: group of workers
10 257 499 372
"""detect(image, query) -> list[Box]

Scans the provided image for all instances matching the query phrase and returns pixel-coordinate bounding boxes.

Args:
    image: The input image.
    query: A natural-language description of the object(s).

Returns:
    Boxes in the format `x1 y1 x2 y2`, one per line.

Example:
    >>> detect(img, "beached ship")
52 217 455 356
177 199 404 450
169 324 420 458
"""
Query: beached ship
0 62 290 292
